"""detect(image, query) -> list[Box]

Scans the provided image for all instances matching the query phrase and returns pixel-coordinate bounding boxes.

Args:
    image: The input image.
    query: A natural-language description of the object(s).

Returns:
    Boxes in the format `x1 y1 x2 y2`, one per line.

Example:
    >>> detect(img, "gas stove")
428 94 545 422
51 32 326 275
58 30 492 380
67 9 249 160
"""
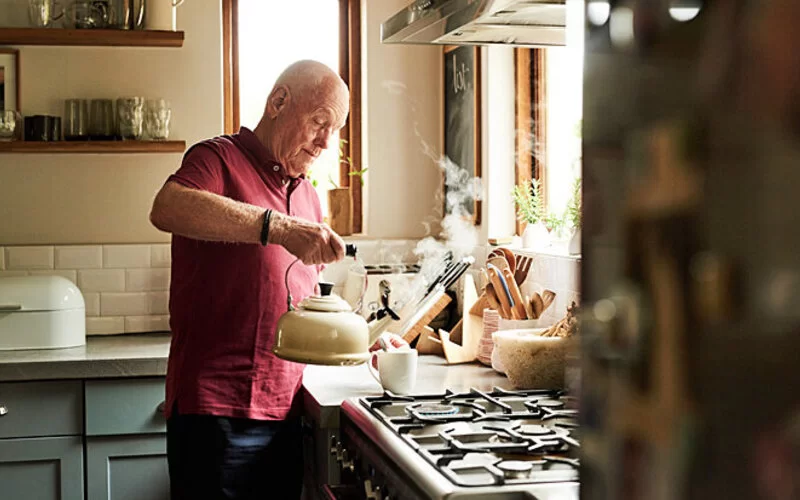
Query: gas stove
334 388 580 499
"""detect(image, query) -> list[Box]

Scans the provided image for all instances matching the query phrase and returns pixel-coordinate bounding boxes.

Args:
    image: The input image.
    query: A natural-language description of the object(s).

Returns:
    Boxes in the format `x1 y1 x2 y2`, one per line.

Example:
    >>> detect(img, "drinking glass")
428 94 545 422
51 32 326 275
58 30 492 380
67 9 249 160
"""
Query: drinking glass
28 0 64 27
116 96 144 139
89 99 114 140
64 99 89 140
144 99 171 140
0 111 21 141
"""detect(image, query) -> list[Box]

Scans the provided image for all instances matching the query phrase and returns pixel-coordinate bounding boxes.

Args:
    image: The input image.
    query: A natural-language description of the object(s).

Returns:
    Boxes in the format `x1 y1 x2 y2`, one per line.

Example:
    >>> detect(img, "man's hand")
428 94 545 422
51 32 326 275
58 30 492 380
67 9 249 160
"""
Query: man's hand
369 333 410 369
269 211 346 265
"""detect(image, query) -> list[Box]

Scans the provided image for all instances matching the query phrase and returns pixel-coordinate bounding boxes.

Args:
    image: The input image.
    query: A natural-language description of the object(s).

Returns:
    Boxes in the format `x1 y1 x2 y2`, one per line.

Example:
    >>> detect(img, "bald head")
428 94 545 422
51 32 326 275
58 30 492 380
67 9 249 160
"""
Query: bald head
272 60 349 109
255 60 350 178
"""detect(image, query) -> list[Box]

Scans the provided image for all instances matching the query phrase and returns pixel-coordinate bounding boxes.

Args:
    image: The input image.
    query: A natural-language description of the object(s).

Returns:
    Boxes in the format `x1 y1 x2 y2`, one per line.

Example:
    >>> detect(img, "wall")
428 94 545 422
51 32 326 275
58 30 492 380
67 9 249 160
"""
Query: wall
361 0 443 239
0 0 223 245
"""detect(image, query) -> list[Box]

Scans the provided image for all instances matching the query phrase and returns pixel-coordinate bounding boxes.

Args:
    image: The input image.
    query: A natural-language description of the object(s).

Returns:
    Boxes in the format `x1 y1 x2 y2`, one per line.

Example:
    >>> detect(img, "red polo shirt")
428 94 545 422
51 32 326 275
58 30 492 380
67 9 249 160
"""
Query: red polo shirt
163 127 322 421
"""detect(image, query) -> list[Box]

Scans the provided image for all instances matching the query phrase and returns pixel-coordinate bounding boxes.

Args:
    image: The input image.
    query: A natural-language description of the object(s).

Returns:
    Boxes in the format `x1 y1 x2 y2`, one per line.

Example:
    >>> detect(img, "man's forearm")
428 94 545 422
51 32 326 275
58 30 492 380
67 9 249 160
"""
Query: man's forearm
150 182 270 244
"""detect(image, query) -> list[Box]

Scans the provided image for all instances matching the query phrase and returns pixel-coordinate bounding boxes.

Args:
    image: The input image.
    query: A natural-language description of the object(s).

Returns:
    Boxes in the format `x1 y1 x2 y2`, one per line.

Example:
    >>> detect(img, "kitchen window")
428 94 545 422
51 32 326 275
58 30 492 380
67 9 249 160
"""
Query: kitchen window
222 0 363 232
514 6 584 248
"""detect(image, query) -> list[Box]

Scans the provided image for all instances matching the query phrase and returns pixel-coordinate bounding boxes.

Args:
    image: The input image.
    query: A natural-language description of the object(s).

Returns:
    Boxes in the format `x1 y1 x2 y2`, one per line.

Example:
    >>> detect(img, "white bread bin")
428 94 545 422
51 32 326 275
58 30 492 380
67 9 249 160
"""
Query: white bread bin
0 275 86 350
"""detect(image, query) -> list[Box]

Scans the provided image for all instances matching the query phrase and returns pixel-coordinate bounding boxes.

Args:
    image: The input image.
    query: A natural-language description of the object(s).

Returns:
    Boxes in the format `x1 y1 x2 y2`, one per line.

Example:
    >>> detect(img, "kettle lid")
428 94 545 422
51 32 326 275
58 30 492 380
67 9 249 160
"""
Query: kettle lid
299 282 353 313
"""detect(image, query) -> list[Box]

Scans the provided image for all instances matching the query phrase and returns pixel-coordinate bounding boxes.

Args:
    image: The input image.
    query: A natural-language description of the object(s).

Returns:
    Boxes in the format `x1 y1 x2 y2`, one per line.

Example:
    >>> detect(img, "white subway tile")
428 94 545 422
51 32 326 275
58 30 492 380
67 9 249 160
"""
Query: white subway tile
28 270 78 284
55 245 103 269
78 269 125 293
5 246 54 270
103 245 151 269
83 292 100 317
147 292 169 315
126 268 170 292
100 292 149 316
0 247 4 269
150 244 171 268
125 315 170 333
86 316 125 335
0 270 29 278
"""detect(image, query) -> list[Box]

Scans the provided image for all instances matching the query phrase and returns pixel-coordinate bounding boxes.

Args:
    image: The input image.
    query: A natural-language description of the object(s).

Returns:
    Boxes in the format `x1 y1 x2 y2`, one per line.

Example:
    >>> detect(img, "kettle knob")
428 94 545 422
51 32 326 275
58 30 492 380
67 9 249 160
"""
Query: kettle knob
319 282 335 296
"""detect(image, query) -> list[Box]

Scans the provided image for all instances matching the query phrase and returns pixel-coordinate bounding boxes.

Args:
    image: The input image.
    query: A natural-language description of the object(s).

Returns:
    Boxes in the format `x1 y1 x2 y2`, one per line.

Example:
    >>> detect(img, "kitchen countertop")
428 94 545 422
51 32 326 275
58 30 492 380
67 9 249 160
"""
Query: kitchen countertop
302 355 513 427
0 333 171 381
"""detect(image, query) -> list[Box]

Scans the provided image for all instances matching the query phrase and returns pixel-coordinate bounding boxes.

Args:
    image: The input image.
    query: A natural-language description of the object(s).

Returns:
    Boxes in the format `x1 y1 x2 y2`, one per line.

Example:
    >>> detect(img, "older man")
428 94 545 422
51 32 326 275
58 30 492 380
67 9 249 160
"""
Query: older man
150 60 349 499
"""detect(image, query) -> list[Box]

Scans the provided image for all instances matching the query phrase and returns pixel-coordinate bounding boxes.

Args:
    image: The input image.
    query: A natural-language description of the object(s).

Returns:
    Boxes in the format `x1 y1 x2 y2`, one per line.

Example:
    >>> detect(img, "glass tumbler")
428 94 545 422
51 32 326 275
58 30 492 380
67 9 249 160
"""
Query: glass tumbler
116 97 144 139
28 0 64 27
64 99 89 140
144 99 171 140
89 99 115 140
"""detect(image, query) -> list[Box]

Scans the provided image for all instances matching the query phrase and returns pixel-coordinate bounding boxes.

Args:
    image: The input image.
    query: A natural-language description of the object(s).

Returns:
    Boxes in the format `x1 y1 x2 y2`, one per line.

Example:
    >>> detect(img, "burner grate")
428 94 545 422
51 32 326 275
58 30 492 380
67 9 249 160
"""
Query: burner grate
358 386 580 487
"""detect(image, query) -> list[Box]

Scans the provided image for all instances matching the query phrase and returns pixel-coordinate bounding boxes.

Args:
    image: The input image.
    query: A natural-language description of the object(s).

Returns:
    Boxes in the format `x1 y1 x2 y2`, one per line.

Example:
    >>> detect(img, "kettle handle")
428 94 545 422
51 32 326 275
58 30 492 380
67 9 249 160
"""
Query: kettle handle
368 352 381 385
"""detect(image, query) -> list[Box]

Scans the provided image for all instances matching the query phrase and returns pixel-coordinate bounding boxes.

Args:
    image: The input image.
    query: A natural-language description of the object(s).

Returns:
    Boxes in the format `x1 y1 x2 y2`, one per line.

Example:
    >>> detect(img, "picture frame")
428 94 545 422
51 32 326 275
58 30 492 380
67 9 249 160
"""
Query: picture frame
443 45 482 226
0 48 20 112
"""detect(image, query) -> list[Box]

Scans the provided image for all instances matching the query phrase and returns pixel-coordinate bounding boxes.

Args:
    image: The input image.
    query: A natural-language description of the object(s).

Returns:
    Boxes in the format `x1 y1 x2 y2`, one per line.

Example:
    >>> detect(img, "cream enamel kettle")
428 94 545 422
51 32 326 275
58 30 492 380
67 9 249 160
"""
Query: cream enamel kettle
145 0 183 31
273 280 401 366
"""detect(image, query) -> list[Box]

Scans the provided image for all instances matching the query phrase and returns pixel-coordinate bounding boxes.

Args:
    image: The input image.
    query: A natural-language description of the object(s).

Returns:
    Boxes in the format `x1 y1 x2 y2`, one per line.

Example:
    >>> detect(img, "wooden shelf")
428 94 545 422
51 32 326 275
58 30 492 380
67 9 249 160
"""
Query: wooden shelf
0 28 184 47
0 140 186 154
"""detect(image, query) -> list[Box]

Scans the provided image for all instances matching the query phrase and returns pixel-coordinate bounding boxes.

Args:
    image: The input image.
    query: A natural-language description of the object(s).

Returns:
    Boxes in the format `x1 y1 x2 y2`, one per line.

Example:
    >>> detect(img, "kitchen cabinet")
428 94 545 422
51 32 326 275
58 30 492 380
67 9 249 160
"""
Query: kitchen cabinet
0 377 169 500
0 436 84 500
86 435 169 500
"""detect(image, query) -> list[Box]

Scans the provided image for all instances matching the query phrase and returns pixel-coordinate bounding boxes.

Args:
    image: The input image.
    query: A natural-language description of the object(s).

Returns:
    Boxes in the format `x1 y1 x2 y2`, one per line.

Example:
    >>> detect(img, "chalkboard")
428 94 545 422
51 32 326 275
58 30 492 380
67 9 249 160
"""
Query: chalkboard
443 45 481 225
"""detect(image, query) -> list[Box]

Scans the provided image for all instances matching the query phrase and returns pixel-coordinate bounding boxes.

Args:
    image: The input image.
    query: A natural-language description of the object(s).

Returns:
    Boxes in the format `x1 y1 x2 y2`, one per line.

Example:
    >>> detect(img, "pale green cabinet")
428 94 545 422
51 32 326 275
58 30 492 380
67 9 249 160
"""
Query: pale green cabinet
0 436 84 500
0 377 170 500
86 435 169 500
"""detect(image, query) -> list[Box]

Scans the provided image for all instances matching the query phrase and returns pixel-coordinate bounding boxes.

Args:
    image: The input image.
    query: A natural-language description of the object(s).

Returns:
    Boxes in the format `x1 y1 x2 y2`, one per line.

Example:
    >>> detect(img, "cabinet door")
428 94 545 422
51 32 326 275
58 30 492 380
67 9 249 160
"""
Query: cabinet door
86 435 169 500
0 436 84 500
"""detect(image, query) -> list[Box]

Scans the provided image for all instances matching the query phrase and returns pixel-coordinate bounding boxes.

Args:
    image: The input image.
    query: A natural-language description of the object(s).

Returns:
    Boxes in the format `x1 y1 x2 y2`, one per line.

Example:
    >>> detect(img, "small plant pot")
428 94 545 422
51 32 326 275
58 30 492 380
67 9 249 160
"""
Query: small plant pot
568 229 581 255
328 188 352 236
522 222 549 250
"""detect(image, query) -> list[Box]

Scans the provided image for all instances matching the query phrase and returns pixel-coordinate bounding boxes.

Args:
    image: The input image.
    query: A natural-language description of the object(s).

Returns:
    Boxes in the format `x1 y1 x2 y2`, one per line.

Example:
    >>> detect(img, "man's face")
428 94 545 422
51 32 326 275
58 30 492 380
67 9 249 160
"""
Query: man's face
271 81 349 178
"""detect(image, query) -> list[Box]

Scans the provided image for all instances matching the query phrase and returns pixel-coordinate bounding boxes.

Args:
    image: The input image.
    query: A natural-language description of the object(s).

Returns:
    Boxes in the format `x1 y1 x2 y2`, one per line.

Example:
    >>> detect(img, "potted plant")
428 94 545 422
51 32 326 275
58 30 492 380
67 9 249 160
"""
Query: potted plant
327 139 368 236
566 177 581 255
512 179 549 249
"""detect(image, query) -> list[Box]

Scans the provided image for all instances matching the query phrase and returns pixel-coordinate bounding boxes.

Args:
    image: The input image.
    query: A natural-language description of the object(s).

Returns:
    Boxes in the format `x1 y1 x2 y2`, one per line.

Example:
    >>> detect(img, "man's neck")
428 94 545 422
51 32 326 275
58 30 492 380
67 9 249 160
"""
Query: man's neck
252 120 277 161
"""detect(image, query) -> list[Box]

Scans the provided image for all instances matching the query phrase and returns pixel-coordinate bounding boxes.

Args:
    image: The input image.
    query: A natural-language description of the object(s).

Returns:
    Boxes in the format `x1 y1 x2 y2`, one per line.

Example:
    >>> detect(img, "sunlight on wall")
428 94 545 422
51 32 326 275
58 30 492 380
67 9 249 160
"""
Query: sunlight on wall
238 0 340 218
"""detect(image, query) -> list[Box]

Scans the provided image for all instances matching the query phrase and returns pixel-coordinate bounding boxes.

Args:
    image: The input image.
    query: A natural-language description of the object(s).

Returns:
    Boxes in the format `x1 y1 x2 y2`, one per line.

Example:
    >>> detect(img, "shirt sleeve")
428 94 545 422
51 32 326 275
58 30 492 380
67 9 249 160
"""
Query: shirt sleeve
166 143 225 195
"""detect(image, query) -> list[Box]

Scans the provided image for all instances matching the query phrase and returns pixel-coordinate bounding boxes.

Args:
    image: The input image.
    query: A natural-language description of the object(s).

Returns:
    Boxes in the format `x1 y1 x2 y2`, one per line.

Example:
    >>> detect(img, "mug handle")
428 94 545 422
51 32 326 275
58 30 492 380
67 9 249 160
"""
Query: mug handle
368 352 381 385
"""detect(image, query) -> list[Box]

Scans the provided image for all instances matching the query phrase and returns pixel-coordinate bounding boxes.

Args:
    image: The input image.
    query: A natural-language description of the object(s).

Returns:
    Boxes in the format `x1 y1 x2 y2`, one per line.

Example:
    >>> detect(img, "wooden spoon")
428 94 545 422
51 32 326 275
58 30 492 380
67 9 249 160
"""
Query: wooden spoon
530 293 545 319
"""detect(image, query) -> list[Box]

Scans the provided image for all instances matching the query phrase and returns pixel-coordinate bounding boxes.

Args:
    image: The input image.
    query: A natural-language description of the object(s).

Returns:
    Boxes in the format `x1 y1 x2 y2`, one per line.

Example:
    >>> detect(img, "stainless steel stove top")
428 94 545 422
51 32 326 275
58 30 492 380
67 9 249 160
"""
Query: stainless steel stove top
338 388 579 499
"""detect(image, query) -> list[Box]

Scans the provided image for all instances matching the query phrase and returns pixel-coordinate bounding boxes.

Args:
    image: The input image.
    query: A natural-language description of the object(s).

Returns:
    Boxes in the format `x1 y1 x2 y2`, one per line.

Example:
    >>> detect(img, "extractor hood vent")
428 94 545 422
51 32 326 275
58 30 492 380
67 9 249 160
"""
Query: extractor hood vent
381 0 567 48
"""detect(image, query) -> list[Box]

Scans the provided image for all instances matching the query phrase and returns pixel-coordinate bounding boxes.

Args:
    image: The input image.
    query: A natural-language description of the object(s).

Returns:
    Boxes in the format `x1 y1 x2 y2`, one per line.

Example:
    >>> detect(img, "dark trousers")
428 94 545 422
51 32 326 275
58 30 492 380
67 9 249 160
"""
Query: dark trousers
166 407 303 500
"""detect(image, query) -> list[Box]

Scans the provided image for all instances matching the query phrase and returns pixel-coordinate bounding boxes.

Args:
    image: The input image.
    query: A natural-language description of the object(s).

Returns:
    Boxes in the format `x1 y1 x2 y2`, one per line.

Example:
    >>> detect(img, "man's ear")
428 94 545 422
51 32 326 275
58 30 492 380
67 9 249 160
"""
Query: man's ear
266 85 290 119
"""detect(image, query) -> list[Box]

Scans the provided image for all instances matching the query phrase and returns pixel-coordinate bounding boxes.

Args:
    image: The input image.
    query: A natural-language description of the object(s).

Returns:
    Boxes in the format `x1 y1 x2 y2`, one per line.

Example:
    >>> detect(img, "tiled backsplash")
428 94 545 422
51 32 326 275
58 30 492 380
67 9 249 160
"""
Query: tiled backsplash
1 240 579 336
0 240 422 336
0 244 171 336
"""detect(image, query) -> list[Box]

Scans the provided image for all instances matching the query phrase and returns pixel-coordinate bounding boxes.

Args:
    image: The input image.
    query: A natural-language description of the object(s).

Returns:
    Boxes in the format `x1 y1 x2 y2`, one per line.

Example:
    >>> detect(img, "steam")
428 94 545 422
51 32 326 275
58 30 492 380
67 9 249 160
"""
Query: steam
378 80 482 309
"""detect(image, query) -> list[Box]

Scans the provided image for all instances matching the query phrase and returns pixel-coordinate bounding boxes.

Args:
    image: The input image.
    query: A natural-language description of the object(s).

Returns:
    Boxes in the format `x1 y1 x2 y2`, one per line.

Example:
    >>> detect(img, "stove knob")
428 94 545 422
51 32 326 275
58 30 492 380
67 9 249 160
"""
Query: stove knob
341 450 354 473
364 479 383 500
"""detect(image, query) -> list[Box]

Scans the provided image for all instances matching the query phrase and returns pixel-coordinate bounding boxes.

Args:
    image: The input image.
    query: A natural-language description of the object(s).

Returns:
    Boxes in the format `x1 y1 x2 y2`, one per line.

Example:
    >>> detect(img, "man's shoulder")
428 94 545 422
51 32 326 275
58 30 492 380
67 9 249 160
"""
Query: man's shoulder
183 134 244 164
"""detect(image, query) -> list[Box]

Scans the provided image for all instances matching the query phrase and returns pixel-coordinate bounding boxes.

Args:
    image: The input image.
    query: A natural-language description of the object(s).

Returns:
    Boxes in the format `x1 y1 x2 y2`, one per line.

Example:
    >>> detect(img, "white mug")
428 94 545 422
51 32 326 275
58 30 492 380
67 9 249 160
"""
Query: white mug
368 349 417 394
145 0 183 31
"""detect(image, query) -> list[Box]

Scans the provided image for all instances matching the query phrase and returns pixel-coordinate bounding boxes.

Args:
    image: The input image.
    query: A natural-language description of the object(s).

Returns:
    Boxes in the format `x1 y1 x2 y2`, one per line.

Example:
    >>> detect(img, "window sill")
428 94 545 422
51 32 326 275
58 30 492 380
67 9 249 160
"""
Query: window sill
488 236 581 260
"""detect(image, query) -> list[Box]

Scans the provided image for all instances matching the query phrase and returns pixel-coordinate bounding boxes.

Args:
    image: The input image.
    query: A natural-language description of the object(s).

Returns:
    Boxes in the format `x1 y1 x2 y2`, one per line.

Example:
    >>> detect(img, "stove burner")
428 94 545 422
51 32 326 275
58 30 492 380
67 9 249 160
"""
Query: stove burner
416 403 459 416
518 425 551 436
495 460 533 479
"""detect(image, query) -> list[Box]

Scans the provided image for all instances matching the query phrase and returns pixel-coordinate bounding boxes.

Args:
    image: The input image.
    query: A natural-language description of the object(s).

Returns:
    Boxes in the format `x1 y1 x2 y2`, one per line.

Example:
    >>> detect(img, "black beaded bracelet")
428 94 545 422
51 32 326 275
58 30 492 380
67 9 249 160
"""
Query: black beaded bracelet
260 209 272 246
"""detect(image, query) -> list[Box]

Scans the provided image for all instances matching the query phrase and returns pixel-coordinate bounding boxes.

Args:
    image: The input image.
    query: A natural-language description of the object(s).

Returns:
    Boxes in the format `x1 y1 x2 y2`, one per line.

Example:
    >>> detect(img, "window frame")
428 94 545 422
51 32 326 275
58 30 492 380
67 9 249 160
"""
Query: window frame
222 0 363 233
514 47 547 236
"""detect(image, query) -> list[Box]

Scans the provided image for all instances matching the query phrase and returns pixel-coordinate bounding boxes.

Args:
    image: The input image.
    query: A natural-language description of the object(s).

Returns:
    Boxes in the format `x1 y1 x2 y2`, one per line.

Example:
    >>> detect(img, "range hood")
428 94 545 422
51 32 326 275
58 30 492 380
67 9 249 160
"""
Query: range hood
381 0 568 48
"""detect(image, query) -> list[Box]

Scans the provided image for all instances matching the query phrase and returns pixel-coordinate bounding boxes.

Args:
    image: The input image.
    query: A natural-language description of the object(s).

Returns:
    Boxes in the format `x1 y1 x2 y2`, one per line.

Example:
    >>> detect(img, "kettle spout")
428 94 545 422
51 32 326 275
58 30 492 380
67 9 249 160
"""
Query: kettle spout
366 279 401 346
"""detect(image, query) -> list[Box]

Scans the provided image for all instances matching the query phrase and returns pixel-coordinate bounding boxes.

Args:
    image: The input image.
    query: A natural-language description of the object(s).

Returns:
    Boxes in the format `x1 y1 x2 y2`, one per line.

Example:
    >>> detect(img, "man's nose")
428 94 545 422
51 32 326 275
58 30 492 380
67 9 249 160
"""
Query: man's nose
314 129 333 149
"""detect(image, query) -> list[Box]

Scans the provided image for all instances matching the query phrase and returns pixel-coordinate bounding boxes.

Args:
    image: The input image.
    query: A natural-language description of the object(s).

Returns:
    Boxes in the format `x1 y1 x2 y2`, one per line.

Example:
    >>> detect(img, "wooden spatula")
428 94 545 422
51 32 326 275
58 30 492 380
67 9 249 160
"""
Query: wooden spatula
541 289 556 313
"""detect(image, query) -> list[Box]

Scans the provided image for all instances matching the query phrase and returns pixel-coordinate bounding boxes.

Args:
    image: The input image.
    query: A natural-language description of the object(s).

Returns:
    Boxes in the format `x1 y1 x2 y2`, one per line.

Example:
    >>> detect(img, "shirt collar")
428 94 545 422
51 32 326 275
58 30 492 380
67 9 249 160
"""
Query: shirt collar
235 127 305 184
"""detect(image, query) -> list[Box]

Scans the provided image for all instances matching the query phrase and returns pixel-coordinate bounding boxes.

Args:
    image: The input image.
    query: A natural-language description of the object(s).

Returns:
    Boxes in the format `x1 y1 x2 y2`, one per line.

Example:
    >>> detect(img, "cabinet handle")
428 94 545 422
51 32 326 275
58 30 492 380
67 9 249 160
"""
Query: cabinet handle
0 304 22 311
0 405 7 416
